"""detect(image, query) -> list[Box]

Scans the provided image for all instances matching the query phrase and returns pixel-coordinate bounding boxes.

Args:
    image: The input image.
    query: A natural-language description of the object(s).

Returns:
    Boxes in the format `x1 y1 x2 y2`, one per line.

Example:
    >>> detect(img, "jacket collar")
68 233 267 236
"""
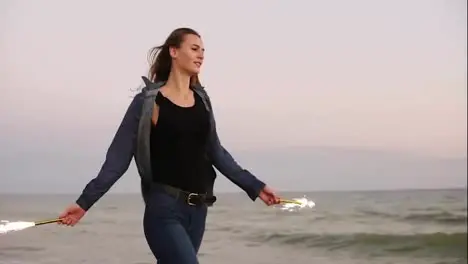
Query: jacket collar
141 76 204 92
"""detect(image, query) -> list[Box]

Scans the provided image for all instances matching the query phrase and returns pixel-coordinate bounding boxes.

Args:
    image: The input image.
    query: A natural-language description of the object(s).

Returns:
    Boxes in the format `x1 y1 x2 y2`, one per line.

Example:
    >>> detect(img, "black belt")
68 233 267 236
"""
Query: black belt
153 183 217 206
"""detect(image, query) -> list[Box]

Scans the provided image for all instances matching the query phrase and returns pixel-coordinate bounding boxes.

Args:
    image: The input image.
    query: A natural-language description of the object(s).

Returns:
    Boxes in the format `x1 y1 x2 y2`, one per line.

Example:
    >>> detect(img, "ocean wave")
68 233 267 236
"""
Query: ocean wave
0 246 44 252
253 232 467 258
356 209 467 225
403 211 467 225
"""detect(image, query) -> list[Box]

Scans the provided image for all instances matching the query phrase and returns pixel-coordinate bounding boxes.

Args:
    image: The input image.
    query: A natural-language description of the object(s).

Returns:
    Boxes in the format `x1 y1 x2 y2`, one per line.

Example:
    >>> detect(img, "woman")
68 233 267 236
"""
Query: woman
58 27 281 263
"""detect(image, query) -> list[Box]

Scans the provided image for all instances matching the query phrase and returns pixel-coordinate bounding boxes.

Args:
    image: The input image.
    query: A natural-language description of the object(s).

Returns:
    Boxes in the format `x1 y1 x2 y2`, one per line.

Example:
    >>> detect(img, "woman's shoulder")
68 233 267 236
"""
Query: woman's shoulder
122 91 146 118
130 91 146 106
193 85 211 100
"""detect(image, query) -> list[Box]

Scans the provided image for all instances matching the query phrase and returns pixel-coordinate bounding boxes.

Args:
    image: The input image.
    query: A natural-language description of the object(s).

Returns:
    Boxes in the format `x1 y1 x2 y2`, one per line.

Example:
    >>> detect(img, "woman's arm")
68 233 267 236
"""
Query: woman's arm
205 96 266 201
75 94 143 211
209 133 266 201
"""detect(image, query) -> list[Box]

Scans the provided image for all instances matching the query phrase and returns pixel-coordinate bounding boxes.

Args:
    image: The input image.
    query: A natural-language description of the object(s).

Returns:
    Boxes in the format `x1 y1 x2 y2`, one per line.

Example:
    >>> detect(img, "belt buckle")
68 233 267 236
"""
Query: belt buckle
187 193 197 206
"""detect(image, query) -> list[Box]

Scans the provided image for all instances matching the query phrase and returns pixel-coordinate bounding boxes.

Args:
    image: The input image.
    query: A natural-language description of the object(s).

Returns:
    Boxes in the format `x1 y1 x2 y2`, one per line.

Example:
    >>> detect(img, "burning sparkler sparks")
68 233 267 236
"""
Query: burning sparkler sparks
278 197 316 212
0 218 61 235
0 220 35 234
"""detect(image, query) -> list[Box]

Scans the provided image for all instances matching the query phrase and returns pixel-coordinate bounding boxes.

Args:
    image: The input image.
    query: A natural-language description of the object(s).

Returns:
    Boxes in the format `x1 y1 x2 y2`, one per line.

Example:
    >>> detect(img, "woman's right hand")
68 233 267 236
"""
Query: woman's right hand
58 203 86 226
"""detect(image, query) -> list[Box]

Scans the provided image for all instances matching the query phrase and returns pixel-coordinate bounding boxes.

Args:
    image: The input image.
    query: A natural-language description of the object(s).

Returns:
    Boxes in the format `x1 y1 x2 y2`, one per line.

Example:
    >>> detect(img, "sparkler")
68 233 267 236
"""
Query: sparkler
278 197 316 212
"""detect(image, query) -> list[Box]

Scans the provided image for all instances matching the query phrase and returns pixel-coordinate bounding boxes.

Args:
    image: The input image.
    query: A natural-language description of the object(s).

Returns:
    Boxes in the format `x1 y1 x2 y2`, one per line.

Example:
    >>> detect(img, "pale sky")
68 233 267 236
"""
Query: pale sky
0 0 466 193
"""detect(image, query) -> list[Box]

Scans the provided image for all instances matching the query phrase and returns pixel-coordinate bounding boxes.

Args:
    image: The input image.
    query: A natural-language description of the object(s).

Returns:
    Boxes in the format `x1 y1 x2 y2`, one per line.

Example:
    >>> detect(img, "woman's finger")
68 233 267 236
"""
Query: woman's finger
64 217 73 226
268 198 274 206
274 197 281 204
70 217 78 226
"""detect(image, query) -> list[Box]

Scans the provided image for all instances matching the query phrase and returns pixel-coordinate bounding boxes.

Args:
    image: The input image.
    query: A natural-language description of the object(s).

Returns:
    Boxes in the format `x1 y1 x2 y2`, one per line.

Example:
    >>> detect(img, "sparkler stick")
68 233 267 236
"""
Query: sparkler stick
279 199 303 205
34 218 62 226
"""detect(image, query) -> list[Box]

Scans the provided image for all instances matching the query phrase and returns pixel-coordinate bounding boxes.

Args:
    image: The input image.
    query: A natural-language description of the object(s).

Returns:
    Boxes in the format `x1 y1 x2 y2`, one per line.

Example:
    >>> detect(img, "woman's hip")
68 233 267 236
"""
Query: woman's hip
143 188 208 262
143 185 208 234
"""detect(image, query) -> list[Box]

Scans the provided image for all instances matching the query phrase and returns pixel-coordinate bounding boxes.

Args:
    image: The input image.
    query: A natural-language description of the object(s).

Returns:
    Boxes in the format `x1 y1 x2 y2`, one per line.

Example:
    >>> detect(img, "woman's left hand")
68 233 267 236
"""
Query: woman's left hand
258 186 281 206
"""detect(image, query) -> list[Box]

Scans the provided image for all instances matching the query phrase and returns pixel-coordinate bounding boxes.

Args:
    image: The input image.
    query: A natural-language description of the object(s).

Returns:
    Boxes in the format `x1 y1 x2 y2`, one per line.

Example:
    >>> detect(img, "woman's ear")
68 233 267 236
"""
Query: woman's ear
169 46 178 59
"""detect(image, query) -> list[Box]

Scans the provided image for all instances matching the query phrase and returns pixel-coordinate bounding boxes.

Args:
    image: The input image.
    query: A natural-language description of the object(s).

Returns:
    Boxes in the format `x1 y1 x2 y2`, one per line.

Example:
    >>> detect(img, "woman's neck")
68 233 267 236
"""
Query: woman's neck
165 69 191 95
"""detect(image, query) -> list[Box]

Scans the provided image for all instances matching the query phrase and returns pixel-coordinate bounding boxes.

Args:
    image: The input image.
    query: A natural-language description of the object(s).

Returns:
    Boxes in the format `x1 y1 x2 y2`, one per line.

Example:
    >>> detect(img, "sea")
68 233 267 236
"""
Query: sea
0 188 466 264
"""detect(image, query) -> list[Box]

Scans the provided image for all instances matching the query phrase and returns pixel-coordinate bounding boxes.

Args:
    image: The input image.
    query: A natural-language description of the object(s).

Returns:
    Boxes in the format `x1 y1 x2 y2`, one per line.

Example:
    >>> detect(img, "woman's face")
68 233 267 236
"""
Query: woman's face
170 34 205 76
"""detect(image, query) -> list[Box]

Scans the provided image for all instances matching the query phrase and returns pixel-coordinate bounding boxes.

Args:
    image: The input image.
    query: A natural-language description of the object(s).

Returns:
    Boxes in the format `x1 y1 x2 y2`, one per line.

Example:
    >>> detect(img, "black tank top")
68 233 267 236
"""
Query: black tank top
150 91 216 193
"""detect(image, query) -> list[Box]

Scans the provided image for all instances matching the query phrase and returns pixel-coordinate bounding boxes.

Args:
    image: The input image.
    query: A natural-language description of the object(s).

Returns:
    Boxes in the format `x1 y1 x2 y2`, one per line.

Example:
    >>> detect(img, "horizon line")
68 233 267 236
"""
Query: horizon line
0 186 465 196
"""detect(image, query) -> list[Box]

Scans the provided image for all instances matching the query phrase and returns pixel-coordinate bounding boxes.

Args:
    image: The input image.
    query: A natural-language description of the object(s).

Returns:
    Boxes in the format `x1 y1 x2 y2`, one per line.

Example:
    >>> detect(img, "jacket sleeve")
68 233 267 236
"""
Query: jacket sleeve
206 96 266 201
75 94 143 211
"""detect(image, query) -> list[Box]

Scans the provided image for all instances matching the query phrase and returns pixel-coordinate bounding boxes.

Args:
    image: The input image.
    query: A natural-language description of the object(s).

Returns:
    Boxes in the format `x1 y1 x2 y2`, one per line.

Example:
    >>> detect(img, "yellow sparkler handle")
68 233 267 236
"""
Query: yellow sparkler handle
34 218 62 226
279 199 302 205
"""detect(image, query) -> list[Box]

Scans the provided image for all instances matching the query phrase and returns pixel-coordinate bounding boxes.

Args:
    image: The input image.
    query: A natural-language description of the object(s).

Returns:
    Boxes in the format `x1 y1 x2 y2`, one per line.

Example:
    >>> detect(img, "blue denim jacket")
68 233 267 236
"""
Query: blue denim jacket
75 77 266 211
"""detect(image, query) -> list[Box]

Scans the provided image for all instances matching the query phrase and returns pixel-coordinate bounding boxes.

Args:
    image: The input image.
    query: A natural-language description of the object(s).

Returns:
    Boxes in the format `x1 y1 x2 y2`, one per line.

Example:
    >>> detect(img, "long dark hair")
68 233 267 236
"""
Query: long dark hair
147 27 202 86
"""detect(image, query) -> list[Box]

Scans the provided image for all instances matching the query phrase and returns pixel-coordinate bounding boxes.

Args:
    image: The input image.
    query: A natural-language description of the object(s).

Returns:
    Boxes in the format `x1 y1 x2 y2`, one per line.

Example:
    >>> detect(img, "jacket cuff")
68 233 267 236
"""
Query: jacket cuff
76 196 91 211
244 171 266 201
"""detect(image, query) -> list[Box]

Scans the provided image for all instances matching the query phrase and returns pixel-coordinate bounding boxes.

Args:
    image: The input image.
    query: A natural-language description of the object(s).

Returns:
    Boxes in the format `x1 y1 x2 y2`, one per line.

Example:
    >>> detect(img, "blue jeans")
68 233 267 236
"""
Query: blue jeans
143 188 208 264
